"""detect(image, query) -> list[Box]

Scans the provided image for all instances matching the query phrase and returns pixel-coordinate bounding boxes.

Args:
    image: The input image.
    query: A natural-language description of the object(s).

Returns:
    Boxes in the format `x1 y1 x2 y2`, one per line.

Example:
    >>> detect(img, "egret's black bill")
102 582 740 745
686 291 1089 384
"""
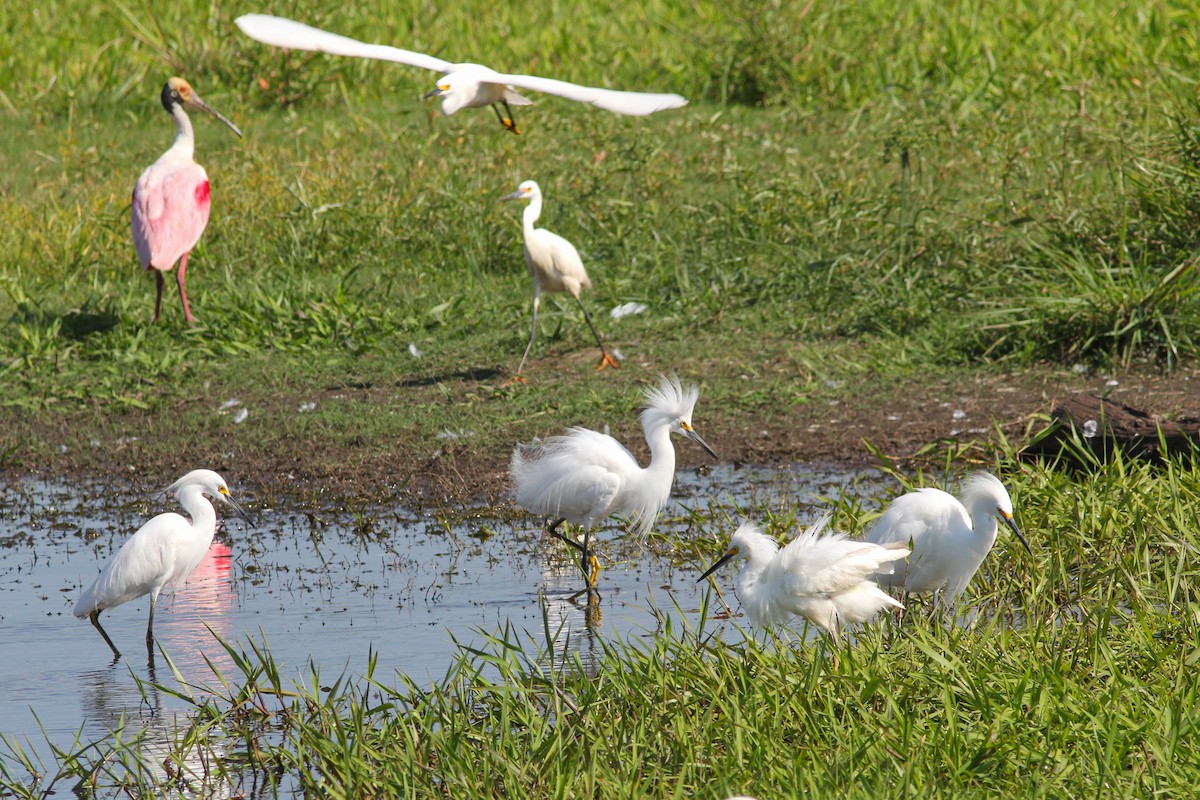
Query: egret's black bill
682 426 719 460
1004 515 1033 557
697 549 735 583
225 496 257 529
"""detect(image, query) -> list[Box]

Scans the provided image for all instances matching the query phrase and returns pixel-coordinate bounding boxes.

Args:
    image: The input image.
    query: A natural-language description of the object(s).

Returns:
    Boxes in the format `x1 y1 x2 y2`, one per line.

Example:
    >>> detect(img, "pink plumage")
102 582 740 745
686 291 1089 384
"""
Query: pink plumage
132 78 240 324
132 165 211 269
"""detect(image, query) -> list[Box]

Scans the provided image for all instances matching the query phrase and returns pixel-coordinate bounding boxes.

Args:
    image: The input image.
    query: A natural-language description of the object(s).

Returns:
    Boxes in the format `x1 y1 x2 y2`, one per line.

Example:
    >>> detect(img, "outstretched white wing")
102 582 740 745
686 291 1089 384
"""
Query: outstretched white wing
493 73 687 116
235 14 453 74
235 14 688 116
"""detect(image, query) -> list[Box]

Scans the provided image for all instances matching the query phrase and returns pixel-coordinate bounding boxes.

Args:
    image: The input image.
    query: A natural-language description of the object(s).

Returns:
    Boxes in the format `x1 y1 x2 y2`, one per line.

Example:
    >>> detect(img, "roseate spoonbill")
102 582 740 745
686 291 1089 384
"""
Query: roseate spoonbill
132 77 241 324
234 14 687 134
863 472 1032 610
698 518 910 642
502 179 618 379
74 469 252 659
511 375 718 594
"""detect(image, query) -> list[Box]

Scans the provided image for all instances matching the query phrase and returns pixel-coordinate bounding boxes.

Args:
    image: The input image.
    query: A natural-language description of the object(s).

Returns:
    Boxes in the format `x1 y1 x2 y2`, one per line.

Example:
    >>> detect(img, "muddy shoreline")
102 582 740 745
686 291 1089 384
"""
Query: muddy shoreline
5 365 1198 506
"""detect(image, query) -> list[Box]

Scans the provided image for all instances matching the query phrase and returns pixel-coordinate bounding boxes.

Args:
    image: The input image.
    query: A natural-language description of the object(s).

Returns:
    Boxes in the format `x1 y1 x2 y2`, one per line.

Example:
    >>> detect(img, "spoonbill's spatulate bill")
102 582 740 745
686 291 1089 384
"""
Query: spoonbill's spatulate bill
234 14 688 134
501 179 618 378
74 469 252 659
132 78 241 324
512 375 718 594
699 518 910 641
863 471 1032 610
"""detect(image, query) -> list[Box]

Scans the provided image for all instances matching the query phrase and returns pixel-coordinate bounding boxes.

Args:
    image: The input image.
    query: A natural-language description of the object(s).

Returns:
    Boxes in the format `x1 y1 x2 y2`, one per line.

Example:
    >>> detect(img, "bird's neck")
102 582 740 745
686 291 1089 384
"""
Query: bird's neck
166 104 196 161
733 540 776 601
965 498 1000 546
642 422 678 486
522 196 542 237
177 485 217 538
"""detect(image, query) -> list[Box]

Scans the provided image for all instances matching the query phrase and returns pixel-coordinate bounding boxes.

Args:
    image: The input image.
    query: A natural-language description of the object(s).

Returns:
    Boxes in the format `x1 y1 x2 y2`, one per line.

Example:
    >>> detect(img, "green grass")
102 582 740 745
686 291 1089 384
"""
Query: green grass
6 448 1200 797
5 0 1200 423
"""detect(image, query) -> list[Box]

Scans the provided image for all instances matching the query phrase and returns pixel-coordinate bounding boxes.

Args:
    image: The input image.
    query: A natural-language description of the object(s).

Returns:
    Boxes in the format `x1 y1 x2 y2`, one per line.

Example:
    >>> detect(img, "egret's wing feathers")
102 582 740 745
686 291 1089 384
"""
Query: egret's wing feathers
74 514 186 616
235 14 453 73
775 526 907 598
511 428 637 523
494 72 687 116
863 488 955 545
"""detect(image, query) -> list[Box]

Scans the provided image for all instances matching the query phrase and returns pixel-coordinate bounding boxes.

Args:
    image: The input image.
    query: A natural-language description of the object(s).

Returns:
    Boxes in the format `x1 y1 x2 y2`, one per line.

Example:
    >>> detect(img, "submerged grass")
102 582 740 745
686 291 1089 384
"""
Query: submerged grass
5 450 1200 797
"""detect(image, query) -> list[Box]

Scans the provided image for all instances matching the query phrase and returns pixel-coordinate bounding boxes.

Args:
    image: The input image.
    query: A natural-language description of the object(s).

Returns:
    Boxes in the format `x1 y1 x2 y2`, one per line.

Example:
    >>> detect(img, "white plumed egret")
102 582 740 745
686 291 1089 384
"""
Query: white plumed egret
234 14 687 134
74 469 252 659
502 179 617 378
698 518 910 642
863 471 1032 611
512 375 718 593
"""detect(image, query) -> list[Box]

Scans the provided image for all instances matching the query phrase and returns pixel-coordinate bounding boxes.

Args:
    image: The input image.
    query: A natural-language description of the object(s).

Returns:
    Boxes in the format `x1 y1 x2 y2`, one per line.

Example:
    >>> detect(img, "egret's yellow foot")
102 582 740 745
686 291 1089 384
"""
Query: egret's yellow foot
596 352 620 371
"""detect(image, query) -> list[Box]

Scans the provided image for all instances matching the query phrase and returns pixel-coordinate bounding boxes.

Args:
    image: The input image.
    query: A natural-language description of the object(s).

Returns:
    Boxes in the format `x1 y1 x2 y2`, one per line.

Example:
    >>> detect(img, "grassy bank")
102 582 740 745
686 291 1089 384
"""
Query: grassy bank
3 0 1200 490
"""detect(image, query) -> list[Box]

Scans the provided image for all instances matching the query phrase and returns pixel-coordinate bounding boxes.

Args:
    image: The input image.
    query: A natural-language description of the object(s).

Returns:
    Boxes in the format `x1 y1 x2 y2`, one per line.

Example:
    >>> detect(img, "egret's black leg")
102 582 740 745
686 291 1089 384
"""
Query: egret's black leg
574 296 619 370
90 610 121 659
491 102 520 134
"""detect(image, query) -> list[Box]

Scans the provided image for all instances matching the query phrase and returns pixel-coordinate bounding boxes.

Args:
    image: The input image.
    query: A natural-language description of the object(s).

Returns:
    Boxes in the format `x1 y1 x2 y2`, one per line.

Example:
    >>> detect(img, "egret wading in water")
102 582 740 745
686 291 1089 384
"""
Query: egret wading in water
511 375 718 595
502 180 618 379
132 78 241 324
698 518 910 642
863 471 1032 613
74 469 252 659
234 14 687 134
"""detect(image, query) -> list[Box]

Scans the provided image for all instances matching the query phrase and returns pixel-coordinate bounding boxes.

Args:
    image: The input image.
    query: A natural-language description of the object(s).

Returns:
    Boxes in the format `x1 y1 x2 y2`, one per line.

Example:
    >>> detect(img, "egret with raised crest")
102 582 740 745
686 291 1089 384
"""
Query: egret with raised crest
512 375 718 594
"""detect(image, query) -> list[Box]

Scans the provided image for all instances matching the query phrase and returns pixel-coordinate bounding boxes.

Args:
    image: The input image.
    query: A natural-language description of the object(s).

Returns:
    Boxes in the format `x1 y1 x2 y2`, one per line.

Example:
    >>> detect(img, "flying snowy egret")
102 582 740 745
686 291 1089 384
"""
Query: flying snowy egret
863 471 1033 611
511 374 718 593
234 14 688 134
132 77 242 324
501 180 618 379
698 518 910 642
74 469 252 659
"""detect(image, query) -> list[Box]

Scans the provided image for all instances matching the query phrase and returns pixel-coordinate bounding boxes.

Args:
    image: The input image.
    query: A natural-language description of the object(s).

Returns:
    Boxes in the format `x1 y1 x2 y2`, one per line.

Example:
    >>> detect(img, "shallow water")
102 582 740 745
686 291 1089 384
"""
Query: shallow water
0 464 889 784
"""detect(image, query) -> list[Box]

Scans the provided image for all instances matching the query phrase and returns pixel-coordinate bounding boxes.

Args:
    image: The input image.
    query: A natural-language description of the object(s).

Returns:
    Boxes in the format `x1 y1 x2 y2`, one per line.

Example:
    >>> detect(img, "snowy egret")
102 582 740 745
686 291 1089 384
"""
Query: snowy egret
863 471 1032 610
234 14 687 134
74 469 252 659
502 180 617 378
698 518 910 641
511 374 718 592
132 78 242 324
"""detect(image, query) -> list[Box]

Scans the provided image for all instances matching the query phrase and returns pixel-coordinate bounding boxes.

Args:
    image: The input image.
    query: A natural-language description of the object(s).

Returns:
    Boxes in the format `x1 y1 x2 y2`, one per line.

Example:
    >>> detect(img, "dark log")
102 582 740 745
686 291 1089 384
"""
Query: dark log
1020 394 1200 467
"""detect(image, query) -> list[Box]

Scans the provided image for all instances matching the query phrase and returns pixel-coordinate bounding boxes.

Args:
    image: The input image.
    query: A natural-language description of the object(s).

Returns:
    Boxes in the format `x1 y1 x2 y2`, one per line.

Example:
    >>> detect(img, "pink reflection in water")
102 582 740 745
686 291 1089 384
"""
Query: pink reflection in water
154 540 237 676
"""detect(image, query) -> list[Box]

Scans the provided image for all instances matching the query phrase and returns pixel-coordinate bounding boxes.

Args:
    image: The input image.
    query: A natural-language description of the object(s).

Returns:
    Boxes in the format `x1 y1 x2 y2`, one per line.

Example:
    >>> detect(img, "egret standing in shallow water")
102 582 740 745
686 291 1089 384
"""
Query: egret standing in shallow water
698 518 910 642
502 180 618 379
511 375 718 593
863 471 1032 611
74 469 252 659
234 14 687 135
132 78 242 324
